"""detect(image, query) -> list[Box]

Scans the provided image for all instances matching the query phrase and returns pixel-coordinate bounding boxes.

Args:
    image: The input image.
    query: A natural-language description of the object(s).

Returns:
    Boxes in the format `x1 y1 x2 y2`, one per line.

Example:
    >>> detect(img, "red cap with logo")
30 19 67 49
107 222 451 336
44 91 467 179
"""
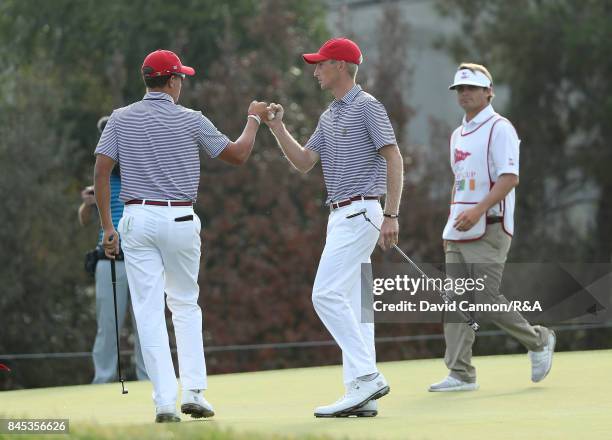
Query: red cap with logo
141 49 195 78
302 38 363 65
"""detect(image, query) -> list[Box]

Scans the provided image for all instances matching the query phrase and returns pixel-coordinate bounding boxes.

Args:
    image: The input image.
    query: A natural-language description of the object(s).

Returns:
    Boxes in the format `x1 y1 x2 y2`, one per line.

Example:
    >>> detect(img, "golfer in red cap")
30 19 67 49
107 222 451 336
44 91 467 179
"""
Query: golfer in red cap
265 38 404 417
94 49 268 422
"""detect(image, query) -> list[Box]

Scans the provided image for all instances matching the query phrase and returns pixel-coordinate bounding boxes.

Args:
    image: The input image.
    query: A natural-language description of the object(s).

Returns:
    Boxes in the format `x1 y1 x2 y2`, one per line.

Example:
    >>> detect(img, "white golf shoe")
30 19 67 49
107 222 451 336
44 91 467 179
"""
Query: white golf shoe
323 382 379 418
155 404 180 423
342 399 378 417
529 330 556 382
428 376 479 392
180 389 215 419
314 373 389 417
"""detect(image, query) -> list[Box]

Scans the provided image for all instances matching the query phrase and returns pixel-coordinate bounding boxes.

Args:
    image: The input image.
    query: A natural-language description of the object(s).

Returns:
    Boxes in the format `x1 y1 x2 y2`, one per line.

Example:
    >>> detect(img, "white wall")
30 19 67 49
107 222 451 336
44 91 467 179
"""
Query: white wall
326 0 508 146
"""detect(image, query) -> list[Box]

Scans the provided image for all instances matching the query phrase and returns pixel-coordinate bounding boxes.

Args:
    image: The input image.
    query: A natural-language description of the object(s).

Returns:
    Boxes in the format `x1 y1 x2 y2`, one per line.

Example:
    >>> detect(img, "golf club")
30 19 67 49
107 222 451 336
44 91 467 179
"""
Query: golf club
347 208 480 332
110 246 128 394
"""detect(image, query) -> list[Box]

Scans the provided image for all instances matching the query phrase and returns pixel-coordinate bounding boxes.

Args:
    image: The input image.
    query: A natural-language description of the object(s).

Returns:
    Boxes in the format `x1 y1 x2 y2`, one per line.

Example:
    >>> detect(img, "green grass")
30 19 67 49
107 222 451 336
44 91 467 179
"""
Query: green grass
2 350 611 439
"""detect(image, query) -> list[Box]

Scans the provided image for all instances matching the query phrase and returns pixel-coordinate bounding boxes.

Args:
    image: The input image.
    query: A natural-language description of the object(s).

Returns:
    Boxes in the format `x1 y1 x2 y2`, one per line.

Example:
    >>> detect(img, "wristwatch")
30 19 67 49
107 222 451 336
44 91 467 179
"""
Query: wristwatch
383 213 399 219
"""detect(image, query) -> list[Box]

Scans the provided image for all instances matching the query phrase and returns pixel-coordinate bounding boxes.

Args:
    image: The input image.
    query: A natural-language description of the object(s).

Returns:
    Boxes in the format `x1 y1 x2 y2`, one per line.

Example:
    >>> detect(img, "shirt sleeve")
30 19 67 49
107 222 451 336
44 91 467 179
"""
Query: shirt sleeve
363 100 397 150
305 118 325 153
489 120 520 179
197 113 231 158
94 113 119 161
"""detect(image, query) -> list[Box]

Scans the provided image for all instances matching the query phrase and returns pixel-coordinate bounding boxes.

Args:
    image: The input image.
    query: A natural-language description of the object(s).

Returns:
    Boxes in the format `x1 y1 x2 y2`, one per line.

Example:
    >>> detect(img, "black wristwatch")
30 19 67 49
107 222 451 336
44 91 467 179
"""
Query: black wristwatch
383 213 399 219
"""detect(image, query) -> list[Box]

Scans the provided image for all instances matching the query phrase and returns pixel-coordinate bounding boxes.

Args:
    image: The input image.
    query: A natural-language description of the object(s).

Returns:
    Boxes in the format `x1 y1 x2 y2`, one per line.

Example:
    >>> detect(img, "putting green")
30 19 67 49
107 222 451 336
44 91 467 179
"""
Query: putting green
2 350 611 439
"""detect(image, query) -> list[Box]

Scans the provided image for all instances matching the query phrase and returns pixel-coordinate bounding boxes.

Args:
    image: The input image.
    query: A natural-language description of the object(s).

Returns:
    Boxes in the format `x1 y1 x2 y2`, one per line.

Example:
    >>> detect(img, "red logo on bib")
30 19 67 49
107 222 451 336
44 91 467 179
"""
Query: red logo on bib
454 148 471 163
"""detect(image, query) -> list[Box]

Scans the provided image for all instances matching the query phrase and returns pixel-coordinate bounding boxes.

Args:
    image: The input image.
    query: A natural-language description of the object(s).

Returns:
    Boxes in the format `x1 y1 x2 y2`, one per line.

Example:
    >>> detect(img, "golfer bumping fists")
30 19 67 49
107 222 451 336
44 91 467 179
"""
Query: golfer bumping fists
265 38 404 417
94 49 269 423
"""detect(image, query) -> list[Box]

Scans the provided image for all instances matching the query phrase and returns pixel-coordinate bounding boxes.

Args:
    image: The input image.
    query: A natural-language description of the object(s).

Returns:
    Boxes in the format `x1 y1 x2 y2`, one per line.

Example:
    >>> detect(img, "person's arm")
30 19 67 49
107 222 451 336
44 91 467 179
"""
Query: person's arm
78 203 94 226
78 186 96 226
443 182 456 252
362 99 402 250
378 144 403 250
453 174 518 231
217 101 269 165
264 103 320 173
94 154 119 258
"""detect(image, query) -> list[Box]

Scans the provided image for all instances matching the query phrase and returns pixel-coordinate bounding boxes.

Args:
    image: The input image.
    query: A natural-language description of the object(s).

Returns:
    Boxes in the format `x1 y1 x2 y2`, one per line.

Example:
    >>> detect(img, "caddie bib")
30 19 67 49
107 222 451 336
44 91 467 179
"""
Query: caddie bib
443 113 516 241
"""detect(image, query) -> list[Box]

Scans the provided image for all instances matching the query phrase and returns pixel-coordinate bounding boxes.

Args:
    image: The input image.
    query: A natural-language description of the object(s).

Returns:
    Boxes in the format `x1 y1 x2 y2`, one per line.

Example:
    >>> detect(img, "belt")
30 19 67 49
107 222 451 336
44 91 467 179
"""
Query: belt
486 217 503 225
330 195 379 211
126 199 193 207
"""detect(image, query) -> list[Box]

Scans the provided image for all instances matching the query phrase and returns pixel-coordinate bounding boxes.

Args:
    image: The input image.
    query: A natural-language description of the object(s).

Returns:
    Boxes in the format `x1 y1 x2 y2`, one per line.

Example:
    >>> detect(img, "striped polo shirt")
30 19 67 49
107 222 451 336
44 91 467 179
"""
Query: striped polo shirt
305 84 397 204
94 91 230 202
97 173 123 244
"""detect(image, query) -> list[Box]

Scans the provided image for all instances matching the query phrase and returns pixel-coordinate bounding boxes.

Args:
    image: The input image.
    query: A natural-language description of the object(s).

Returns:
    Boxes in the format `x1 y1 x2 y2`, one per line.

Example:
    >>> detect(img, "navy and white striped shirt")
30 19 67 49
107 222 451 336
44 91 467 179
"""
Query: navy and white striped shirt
95 92 230 202
305 84 397 204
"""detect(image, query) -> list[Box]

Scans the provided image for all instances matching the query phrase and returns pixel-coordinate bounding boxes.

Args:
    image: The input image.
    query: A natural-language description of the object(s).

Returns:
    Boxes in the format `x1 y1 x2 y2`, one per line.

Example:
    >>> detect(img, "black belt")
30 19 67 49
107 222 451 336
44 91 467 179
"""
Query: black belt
330 195 380 211
486 217 503 225
126 199 193 207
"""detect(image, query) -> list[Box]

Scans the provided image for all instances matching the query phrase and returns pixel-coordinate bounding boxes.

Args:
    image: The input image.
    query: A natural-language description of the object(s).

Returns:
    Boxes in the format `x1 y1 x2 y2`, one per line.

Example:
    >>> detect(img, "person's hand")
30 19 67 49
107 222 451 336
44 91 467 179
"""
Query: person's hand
102 228 120 259
264 103 284 129
81 186 96 206
247 100 269 121
453 206 485 231
378 217 399 250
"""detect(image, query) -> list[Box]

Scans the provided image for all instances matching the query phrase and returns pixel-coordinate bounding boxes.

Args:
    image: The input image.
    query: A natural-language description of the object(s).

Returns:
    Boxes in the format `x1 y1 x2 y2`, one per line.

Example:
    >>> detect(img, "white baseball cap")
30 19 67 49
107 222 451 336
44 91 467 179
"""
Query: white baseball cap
449 68 492 90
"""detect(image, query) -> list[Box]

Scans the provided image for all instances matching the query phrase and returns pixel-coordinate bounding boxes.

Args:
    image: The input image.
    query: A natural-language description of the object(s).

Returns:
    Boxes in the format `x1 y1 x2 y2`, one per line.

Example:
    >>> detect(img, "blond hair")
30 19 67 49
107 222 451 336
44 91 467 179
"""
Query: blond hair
458 62 495 102
345 62 358 80
329 60 359 80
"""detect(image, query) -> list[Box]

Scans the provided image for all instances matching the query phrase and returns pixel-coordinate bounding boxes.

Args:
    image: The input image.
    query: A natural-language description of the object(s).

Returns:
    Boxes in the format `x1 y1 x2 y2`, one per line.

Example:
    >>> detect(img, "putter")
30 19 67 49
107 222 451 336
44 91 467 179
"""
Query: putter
346 208 480 332
109 238 128 394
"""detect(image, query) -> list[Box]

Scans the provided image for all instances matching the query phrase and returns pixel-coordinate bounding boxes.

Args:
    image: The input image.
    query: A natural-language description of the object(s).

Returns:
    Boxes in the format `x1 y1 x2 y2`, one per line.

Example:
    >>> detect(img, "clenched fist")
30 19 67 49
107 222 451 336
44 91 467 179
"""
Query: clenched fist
247 100 270 121
264 103 284 128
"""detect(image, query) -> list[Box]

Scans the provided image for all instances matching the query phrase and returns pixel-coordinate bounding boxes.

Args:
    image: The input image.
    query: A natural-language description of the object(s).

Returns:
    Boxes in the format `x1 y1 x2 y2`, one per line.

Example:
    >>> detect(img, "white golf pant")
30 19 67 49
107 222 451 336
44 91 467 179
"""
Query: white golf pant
119 204 207 408
312 199 383 385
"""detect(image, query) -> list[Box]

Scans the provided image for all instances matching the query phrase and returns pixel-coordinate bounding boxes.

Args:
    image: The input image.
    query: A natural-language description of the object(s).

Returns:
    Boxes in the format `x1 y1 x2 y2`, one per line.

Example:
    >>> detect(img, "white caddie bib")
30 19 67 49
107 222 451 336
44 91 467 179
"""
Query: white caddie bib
443 113 515 241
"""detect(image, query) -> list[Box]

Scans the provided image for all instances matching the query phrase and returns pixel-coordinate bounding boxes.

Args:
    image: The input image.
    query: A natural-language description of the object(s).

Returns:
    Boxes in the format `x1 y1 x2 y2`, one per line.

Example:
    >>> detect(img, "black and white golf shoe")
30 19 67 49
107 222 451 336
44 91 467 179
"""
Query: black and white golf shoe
180 389 215 419
314 373 389 417
155 405 180 423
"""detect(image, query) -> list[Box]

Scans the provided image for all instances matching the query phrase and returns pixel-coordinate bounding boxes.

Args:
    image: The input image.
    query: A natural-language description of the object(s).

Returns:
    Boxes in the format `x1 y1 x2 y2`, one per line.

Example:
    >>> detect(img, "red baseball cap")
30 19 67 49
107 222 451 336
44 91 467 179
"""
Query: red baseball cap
303 38 363 65
141 49 195 78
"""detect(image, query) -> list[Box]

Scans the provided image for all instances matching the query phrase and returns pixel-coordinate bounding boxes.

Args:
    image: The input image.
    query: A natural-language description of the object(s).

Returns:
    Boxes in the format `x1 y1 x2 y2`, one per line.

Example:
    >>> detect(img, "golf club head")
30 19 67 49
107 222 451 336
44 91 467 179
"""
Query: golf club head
346 208 367 219
121 380 128 394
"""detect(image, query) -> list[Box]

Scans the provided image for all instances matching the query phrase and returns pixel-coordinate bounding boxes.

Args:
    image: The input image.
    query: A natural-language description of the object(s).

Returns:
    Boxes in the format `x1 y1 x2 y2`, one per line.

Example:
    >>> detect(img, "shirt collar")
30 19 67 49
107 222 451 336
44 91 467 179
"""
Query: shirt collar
332 84 362 108
143 91 174 103
462 104 495 128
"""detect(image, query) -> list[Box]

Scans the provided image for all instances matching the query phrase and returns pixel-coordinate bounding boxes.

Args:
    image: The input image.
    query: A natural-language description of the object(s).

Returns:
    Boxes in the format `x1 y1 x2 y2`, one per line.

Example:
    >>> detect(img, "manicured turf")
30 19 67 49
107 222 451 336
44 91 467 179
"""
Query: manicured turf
2 350 611 439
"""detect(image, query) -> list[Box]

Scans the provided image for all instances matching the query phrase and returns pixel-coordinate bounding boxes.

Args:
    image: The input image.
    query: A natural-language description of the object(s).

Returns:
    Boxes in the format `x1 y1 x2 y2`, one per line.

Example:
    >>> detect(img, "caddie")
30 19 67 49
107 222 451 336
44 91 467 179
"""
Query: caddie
94 49 268 422
429 63 556 392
